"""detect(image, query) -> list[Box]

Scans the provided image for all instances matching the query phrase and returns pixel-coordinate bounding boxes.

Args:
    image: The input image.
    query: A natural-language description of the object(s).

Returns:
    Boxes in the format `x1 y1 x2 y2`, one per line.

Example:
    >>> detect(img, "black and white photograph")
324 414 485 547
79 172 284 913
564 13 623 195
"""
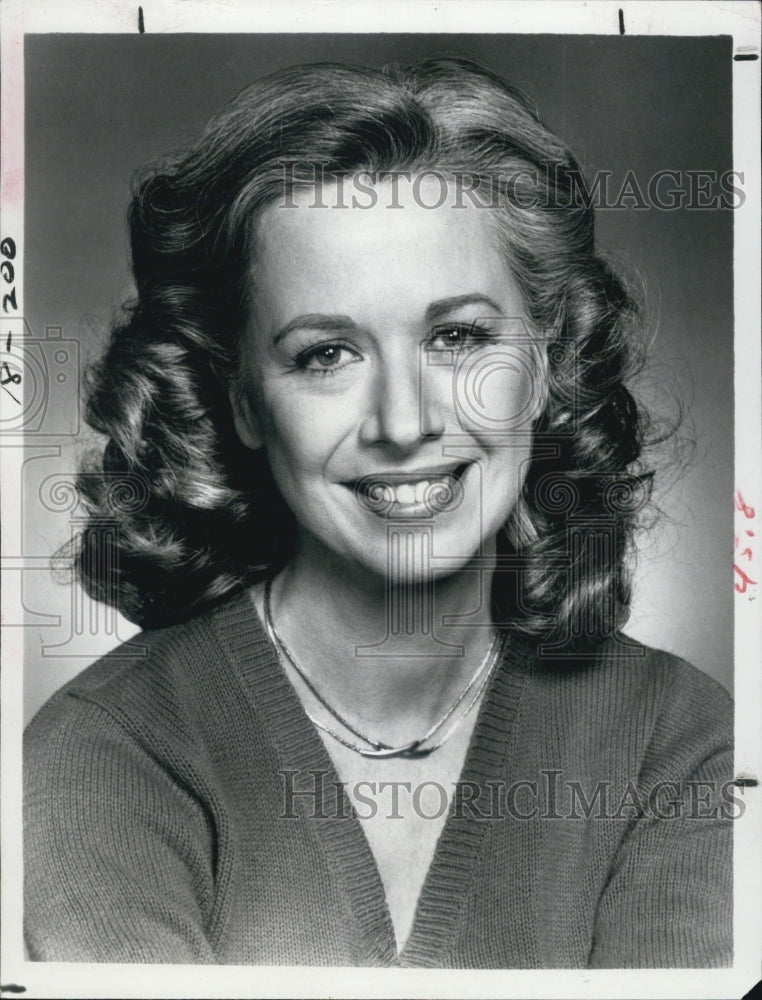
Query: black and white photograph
1 1 760 997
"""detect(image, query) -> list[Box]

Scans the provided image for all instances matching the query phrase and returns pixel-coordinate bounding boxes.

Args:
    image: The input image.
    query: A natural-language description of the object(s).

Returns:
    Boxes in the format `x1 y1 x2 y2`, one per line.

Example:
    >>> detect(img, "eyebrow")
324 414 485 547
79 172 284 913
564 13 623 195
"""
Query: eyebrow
272 314 358 346
271 294 505 345
425 293 505 323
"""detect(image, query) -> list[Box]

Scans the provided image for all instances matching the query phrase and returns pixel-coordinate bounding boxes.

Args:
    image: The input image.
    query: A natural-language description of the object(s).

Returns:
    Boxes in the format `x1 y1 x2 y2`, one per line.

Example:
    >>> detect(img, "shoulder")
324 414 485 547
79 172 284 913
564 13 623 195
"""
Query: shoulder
606 638 733 777
596 635 733 732
526 635 733 781
24 587 267 764
549 634 731 717
22 609 232 964
532 633 732 712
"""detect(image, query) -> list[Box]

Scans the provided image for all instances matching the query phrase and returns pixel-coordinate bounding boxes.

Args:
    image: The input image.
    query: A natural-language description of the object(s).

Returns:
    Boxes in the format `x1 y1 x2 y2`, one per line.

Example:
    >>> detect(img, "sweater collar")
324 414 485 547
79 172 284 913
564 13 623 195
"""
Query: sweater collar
211 586 532 967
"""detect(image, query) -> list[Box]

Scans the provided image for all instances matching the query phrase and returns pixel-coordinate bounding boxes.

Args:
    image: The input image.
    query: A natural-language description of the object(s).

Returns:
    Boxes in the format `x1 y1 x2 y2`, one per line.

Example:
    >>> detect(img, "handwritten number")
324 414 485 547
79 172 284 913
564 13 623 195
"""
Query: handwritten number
0 240 20 395
1 362 21 385
734 564 757 593
735 492 755 519
0 239 17 311
734 494 757 593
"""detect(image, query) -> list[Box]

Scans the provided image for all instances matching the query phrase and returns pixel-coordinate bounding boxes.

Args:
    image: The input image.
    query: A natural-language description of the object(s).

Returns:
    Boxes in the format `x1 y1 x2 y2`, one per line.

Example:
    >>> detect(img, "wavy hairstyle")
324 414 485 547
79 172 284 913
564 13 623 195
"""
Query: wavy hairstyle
74 58 652 644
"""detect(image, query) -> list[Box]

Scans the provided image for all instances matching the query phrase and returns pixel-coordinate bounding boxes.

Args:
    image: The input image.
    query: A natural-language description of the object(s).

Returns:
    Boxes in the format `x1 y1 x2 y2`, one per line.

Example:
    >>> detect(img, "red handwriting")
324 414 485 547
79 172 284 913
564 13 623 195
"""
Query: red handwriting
734 492 757 593
735 492 755 519
734 563 757 594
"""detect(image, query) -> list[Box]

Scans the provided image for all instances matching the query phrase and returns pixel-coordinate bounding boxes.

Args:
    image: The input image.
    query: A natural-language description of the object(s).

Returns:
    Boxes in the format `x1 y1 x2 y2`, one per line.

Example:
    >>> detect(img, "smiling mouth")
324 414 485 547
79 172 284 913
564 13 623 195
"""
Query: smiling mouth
349 464 469 517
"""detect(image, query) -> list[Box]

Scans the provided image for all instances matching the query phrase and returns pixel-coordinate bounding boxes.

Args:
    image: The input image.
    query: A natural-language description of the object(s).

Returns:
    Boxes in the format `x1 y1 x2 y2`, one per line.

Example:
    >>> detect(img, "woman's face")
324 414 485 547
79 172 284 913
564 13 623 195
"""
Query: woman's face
233 176 546 584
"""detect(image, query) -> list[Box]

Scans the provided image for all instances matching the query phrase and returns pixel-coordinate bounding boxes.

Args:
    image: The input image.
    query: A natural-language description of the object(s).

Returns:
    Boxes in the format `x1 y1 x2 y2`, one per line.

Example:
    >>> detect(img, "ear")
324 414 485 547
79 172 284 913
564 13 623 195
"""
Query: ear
229 385 264 451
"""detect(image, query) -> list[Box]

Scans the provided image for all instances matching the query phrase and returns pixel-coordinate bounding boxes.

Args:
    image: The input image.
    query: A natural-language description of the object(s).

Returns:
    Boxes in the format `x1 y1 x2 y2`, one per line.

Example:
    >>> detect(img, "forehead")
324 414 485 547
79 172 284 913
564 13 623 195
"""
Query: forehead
250 176 519 319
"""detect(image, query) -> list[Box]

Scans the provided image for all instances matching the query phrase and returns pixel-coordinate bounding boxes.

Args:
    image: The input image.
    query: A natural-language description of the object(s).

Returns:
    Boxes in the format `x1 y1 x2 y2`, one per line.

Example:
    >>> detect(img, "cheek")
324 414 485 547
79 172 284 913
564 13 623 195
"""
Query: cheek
255 389 353 479
453 345 544 436
486 444 533 498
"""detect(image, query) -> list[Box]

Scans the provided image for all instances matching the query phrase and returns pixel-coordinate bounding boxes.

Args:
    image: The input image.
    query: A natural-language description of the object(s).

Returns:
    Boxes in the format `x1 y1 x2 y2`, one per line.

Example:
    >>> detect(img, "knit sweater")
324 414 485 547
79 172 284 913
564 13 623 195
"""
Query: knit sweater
24 588 734 967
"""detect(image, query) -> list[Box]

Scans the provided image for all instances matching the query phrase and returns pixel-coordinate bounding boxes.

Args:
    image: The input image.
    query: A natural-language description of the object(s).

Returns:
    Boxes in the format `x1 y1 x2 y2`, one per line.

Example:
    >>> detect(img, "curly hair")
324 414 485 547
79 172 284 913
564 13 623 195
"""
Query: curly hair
74 58 652 644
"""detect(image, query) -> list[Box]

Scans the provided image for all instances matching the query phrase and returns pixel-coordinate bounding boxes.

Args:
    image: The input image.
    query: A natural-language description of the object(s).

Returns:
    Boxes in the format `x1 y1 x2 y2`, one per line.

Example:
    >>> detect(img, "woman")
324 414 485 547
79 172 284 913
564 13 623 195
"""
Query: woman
24 59 733 967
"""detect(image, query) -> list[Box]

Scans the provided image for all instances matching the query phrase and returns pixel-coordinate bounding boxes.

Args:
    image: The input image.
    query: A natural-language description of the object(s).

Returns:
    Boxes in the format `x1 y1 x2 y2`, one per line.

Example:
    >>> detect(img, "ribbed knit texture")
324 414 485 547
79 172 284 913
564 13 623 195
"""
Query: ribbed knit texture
24 589 733 967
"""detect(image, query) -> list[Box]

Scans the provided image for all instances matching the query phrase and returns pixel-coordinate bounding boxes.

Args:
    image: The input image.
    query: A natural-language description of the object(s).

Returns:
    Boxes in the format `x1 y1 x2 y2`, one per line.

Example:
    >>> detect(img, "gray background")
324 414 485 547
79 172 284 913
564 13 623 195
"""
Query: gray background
22 34 734 723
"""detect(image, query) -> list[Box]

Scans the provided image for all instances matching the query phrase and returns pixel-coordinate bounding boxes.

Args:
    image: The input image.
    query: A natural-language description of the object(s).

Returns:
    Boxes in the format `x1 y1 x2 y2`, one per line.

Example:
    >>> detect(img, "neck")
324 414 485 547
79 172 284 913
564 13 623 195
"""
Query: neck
264 537 499 745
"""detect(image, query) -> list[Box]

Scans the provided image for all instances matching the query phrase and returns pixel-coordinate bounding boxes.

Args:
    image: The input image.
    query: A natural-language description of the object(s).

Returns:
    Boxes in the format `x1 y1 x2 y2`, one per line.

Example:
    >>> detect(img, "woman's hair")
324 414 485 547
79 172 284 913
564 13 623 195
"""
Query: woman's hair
74 58 652 645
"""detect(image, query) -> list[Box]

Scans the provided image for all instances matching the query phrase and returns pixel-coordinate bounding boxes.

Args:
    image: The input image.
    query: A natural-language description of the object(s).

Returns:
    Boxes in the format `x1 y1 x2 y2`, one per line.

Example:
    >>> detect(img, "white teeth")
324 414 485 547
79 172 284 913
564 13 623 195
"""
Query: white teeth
360 474 455 509
395 484 416 505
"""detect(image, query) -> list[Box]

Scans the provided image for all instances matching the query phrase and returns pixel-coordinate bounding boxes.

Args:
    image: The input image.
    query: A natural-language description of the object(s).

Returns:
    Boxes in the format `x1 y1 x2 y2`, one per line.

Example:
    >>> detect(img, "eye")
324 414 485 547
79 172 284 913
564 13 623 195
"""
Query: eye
294 342 361 374
429 322 492 350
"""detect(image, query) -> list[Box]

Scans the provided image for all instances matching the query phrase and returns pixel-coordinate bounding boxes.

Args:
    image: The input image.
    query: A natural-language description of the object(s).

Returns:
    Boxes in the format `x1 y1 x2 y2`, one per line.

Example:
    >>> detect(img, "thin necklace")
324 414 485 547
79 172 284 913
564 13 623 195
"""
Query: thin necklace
263 577 505 760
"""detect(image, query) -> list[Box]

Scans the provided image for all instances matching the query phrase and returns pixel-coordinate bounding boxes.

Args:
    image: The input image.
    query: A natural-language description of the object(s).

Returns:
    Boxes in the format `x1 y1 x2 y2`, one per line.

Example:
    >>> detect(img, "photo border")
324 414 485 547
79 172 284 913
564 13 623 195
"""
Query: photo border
1 2 760 997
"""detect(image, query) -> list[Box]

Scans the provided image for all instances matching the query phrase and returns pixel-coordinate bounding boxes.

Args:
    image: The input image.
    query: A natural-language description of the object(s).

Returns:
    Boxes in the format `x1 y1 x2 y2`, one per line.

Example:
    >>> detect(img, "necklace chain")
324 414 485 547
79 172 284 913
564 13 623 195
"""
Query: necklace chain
263 578 505 760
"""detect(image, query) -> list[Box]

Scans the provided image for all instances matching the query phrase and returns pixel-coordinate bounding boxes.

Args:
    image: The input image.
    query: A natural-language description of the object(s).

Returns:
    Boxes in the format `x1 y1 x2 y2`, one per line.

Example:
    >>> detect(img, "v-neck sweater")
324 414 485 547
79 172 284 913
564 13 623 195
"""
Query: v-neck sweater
24 589 733 967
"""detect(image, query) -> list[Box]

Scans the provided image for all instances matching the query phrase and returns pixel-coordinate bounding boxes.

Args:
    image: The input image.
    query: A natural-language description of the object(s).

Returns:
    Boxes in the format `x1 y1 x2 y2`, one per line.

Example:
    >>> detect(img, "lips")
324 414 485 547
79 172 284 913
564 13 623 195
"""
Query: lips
349 464 468 516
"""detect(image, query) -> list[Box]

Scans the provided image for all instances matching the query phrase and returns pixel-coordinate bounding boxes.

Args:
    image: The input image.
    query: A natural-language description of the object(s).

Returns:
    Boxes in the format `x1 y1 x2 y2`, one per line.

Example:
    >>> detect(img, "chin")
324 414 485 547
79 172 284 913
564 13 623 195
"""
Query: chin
351 529 491 587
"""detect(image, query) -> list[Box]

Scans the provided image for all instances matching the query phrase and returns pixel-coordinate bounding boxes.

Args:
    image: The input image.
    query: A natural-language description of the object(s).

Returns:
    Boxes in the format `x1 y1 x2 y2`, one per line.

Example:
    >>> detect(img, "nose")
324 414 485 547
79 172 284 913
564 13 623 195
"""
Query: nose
359 348 445 453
